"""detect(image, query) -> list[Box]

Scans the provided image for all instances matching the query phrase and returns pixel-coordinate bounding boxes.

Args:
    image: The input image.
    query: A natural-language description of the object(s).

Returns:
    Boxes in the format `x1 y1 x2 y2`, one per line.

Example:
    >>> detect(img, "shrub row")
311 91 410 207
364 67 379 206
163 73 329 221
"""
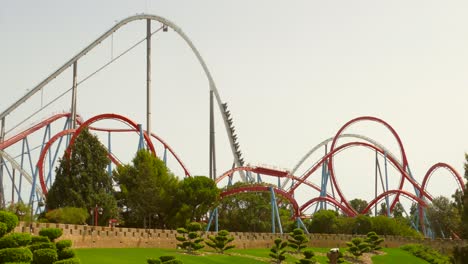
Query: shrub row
400 244 451 264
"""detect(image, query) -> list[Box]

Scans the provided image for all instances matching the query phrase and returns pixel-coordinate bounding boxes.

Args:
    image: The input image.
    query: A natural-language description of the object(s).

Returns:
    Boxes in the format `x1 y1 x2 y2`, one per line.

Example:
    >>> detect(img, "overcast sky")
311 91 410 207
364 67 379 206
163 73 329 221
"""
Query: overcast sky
1 1 467 210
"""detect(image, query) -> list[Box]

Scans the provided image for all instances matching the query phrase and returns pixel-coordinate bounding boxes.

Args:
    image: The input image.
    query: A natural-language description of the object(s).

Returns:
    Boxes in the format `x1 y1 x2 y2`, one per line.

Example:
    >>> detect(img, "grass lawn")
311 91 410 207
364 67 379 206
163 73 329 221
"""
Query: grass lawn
76 247 430 264
371 248 430 264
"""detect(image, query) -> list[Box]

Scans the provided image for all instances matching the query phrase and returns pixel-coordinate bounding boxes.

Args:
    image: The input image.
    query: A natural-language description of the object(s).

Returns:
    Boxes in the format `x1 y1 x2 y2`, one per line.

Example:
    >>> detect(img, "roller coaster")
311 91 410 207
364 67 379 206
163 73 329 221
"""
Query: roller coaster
0 14 464 238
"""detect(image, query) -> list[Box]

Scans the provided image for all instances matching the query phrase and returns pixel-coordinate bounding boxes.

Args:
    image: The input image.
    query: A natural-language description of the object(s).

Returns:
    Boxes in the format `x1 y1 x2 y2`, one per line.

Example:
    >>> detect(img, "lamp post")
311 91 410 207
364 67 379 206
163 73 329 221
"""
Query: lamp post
91 205 103 226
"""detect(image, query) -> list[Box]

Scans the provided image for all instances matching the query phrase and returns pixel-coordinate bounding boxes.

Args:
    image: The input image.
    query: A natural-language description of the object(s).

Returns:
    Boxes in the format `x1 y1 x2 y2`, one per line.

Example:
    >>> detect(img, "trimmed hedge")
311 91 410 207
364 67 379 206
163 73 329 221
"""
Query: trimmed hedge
28 242 56 253
0 211 19 233
55 240 72 251
0 233 32 249
400 244 450 264
33 248 58 264
58 248 75 260
38 228 63 242
53 258 81 264
0 247 33 263
0 222 7 238
31 236 50 244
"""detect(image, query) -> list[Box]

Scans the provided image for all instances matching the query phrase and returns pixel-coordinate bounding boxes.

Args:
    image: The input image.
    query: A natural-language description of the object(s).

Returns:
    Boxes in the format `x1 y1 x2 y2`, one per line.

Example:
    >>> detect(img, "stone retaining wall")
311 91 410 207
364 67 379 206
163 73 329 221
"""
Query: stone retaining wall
14 222 466 252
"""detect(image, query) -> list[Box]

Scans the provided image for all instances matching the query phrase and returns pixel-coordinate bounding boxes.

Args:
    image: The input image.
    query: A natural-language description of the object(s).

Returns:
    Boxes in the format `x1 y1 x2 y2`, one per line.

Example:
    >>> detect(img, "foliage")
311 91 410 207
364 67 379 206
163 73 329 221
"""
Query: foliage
28 242 56 253
55 240 72 251
349 199 369 215
175 222 204 254
461 153 468 238
288 228 309 253
370 215 422 237
269 238 288 264
5 201 33 222
217 182 294 233
173 176 219 227
53 258 81 264
114 149 179 229
346 237 370 259
33 248 58 264
364 231 384 251
147 255 184 264
31 236 50 244
0 222 6 238
0 247 33 263
58 248 76 260
400 244 451 264
205 229 235 253
308 210 338 234
46 128 118 226
451 245 468 264
45 207 89 225
295 249 317 264
0 210 19 235
39 228 63 242
426 196 461 238
0 232 32 249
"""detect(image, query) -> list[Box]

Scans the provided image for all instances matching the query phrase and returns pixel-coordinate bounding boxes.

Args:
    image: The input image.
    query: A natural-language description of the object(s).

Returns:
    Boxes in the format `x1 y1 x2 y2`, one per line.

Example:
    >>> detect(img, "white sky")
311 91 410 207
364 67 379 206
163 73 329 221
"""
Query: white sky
1 1 467 211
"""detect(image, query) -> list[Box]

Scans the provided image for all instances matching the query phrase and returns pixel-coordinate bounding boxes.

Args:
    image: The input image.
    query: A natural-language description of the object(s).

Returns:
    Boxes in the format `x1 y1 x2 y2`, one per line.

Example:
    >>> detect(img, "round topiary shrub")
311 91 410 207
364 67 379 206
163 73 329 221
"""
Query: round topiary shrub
32 235 51 244
0 211 19 233
147 258 161 264
39 228 63 242
58 248 76 260
0 232 32 249
28 242 56 252
33 248 58 264
0 247 33 263
56 239 72 251
54 257 81 264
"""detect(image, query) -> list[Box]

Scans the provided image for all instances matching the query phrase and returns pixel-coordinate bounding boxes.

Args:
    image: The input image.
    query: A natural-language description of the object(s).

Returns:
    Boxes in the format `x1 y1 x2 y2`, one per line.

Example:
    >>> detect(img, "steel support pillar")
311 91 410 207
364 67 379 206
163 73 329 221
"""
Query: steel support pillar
70 62 78 129
107 132 112 177
0 117 5 207
384 152 391 217
209 91 217 180
146 19 152 138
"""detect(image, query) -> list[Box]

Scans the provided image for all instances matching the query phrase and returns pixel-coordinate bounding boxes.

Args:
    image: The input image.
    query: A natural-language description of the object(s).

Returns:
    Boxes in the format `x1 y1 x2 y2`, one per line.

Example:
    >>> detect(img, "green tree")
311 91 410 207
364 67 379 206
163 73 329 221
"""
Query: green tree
205 229 235 253
308 210 338 234
175 222 204 254
46 128 117 225
45 207 89 224
462 154 468 238
288 228 309 253
346 237 370 260
349 198 368 215
392 202 405 218
426 196 461 238
173 176 219 226
269 238 288 264
114 149 179 228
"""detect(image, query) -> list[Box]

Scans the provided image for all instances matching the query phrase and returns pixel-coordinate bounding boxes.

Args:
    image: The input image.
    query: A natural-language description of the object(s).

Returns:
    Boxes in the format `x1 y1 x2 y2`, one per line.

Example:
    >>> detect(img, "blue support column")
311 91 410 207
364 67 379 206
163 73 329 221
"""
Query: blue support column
296 217 309 234
257 173 262 183
270 187 283 234
215 207 218 232
138 124 145 150
163 148 167 165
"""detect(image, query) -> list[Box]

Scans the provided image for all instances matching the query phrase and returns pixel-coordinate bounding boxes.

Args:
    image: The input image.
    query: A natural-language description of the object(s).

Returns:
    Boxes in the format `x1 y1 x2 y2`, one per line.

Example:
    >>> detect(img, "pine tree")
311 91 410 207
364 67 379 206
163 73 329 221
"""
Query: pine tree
175 222 204 254
205 229 235 253
288 228 309 253
269 238 288 264
46 128 117 225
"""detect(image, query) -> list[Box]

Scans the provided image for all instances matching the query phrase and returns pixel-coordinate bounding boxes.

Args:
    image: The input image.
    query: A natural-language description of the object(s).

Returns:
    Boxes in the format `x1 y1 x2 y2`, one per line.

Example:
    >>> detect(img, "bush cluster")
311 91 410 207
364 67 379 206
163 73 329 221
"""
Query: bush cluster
400 244 451 264
39 228 63 242
147 255 183 264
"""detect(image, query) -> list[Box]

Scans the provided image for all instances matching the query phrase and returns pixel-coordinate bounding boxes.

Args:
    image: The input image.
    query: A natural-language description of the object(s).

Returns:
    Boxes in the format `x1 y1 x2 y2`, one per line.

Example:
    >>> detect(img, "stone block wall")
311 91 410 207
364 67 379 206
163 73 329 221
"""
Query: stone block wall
14 222 467 251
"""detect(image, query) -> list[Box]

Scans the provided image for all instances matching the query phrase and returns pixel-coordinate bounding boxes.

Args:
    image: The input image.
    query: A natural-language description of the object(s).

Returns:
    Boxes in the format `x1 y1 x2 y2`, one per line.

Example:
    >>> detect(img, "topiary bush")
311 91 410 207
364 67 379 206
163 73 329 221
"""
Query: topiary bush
33 248 58 264
205 230 235 254
295 249 318 264
0 222 7 238
58 248 76 260
346 237 370 260
0 232 32 249
288 228 309 254
39 228 63 242
175 222 204 254
0 211 19 234
0 247 33 263
147 255 183 264
269 238 288 264
55 240 72 251
53 257 81 264
364 231 384 251
32 236 51 244
28 242 56 253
